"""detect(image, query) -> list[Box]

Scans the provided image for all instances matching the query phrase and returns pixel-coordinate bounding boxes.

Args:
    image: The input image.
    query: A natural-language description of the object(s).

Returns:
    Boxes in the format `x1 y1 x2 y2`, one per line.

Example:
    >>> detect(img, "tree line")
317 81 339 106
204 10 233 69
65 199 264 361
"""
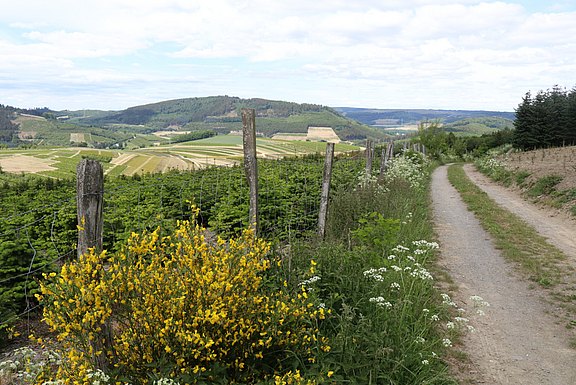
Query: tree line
513 85 576 149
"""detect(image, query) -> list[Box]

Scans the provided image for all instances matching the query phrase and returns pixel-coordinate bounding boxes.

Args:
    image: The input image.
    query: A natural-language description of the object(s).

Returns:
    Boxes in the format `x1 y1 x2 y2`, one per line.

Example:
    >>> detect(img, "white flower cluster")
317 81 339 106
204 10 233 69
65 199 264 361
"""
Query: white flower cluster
470 295 490 316
1 347 62 383
384 154 429 189
441 293 457 308
409 263 433 280
300 275 321 286
86 369 110 385
154 379 181 385
355 170 379 189
412 240 439 249
369 297 393 309
363 267 387 282
475 157 507 175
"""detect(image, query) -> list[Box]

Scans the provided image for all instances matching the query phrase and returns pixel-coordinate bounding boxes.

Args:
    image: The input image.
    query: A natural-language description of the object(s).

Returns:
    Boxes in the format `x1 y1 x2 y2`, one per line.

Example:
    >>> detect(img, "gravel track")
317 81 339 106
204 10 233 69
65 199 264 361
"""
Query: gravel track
463 164 576 260
432 165 576 385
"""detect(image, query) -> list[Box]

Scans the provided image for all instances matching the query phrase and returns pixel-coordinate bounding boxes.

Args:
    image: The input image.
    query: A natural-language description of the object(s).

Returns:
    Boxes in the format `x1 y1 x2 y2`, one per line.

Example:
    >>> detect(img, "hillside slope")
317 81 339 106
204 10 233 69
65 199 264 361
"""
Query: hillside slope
69 96 387 141
443 117 515 136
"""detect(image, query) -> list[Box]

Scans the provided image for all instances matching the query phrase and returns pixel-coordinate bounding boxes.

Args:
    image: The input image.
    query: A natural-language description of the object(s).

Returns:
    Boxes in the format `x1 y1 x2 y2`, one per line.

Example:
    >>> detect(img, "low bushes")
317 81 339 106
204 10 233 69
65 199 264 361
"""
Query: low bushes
35 213 328 384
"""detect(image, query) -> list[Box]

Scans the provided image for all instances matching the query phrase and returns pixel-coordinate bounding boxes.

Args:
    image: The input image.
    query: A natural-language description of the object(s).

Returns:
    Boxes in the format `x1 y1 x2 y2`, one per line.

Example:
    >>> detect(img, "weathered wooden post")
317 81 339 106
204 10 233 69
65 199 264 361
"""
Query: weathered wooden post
77 159 104 258
242 108 259 234
318 142 335 239
387 141 395 161
379 147 387 177
77 159 110 370
365 139 373 177
380 141 395 178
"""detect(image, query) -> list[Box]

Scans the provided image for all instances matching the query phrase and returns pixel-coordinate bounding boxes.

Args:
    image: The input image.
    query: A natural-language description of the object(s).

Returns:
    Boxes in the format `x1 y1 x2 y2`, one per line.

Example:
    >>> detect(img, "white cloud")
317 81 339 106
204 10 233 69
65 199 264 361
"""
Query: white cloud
0 1 575 110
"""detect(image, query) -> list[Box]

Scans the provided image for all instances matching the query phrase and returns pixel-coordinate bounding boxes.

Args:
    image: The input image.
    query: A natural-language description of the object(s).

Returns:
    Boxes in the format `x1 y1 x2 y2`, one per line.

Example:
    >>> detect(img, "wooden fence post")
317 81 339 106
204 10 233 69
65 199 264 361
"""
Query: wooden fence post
388 141 395 160
242 108 259 234
365 139 373 177
77 159 104 258
379 147 387 177
318 142 335 239
380 141 395 177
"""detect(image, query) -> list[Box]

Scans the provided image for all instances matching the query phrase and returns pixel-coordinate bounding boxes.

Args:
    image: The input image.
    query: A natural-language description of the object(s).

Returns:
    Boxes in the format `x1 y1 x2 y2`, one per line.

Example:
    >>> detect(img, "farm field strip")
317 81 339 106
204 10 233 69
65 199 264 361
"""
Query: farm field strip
0 135 360 177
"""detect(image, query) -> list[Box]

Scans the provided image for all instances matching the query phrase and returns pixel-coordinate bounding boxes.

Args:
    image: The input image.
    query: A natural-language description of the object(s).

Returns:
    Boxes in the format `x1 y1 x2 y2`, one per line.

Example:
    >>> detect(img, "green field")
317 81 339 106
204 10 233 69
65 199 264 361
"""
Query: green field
0 135 359 178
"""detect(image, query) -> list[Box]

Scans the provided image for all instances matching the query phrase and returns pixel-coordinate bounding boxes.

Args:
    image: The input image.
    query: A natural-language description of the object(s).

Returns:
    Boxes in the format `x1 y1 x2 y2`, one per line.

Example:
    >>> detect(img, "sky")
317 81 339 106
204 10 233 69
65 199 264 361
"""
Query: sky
1 1 576 112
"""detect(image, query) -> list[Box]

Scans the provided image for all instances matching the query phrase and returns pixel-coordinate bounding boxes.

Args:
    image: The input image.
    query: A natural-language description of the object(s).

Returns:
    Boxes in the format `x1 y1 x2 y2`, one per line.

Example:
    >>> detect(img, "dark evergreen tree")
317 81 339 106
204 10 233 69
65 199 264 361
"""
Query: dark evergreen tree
566 87 576 145
514 85 576 149
513 92 536 149
544 85 568 146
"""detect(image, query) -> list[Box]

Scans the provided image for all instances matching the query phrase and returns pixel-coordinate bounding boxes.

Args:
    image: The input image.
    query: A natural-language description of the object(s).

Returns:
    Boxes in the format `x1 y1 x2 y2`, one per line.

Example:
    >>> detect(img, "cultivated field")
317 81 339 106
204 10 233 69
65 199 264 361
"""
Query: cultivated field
0 135 358 178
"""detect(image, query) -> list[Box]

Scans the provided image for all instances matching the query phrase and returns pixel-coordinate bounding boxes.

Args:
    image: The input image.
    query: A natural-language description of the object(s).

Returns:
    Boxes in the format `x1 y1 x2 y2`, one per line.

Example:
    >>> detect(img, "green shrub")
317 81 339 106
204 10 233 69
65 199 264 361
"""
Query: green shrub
37 214 328 384
515 171 531 186
527 175 563 197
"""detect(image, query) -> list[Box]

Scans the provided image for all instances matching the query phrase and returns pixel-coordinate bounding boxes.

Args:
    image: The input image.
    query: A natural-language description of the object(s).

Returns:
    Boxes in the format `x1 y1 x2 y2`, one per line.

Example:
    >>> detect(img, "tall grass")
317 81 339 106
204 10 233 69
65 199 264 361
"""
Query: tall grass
281 154 462 384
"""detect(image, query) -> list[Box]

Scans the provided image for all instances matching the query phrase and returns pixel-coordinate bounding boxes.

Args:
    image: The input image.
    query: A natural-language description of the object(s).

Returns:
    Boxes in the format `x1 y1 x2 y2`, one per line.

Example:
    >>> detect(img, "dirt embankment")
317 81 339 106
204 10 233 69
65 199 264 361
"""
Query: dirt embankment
501 146 576 192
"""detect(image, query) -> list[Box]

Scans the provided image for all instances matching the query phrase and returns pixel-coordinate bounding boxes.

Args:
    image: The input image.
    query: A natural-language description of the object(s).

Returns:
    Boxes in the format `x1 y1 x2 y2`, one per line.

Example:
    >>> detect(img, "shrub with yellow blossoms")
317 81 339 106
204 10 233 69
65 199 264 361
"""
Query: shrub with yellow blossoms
37 213 328 384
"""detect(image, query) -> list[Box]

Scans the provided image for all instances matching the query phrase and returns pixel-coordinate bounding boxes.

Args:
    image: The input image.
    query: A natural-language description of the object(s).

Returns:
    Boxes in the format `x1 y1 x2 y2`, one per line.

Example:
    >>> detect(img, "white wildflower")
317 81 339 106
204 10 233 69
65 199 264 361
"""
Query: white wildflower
300 275 321 286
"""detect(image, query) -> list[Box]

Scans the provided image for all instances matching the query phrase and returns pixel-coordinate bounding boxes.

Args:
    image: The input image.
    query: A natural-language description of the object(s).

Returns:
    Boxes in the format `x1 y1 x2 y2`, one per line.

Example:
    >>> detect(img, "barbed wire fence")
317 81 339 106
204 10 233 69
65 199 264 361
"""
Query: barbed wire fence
0 114 404 343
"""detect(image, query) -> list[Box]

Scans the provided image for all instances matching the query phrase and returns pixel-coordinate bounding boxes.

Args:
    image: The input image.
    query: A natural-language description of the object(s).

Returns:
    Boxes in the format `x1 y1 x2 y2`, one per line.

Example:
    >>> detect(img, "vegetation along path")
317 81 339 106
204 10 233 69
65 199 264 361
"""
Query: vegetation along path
431 165 576 385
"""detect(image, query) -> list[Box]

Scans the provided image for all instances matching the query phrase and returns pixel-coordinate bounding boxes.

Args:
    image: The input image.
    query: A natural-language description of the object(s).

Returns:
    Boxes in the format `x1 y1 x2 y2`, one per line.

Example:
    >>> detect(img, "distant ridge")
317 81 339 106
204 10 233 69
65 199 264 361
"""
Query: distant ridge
334 107 515 126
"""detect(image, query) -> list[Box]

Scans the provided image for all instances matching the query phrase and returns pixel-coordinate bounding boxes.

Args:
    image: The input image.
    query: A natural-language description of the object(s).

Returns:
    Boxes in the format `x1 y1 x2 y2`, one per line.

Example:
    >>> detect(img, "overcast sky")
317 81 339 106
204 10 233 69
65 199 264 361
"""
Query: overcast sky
1 1 575 112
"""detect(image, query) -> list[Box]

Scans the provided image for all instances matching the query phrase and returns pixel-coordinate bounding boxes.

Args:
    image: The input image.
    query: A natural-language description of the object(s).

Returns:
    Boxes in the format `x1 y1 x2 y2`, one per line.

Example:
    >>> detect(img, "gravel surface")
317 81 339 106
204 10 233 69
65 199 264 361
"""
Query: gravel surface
432 165 576 385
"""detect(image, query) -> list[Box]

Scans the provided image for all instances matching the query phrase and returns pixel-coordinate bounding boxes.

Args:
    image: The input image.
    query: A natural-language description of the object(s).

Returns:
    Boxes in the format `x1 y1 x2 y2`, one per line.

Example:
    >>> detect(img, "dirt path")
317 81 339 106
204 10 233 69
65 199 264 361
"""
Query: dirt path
463 164 576 260
431 165 576 385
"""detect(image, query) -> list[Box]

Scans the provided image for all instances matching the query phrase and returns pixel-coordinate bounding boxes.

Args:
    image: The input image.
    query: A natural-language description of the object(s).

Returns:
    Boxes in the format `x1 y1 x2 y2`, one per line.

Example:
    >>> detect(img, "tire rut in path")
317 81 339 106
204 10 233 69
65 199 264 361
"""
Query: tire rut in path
431 165 576 385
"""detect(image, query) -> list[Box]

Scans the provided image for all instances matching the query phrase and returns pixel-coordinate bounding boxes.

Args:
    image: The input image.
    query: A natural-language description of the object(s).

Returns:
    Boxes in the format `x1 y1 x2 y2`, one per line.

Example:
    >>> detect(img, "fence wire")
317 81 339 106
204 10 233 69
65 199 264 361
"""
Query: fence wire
0 152 368 335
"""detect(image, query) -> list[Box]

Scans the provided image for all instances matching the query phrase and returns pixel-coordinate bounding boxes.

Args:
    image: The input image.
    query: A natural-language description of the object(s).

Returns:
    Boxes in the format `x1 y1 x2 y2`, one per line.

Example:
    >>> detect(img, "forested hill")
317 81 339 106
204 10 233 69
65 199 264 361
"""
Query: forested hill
335 107 516 126
61 96 388 141
75 96 332 127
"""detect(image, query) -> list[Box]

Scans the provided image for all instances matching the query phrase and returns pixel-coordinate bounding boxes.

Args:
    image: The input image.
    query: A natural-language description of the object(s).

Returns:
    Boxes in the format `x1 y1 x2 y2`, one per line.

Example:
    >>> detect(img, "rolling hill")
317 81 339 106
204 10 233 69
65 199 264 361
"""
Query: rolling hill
335 107 515 126
64 96 388 142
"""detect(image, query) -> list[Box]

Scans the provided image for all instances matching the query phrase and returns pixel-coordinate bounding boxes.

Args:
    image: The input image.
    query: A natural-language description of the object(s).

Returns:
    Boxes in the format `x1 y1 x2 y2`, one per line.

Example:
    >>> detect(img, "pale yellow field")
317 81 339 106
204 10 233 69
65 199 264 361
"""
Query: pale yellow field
0 155 57 173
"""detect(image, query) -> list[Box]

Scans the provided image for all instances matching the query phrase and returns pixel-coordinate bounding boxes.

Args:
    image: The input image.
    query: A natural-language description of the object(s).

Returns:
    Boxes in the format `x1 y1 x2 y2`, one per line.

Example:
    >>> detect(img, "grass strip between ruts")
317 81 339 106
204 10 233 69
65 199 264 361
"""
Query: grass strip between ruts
447 163 567 289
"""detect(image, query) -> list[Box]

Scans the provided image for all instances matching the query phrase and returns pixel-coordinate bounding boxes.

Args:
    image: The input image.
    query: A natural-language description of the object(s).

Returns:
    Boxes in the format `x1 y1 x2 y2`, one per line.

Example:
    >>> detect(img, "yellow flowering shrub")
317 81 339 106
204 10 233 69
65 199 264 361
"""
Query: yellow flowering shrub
37 214 328 384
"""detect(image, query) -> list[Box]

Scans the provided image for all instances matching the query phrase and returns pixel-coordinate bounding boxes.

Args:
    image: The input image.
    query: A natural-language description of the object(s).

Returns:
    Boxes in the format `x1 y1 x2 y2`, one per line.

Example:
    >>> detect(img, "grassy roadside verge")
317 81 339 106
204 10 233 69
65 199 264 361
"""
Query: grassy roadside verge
447 164 576 330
